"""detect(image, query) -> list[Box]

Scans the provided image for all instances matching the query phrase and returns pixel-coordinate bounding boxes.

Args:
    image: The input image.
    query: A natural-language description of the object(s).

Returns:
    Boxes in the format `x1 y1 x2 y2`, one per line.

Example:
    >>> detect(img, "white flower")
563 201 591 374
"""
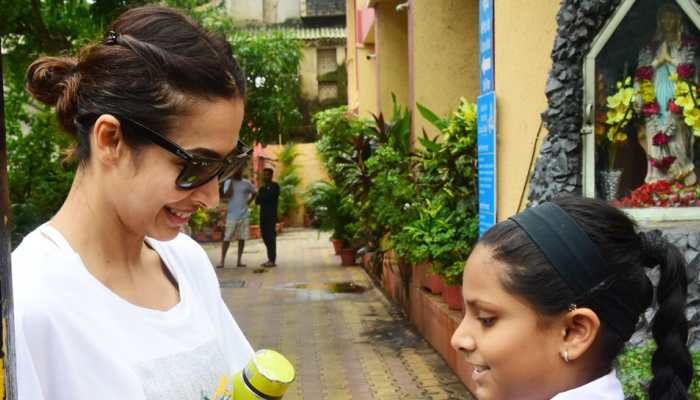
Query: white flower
254 76 266 88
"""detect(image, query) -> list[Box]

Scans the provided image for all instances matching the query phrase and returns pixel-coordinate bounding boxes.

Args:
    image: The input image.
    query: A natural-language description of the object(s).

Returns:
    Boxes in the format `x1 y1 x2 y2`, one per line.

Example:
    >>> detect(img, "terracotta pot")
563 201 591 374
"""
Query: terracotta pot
276 222 283 234
194 232 208 242
442 284 464 311
338 247 356 266
425 273 444 295
210 230 223 242
250 225 261 239
331 239 345 255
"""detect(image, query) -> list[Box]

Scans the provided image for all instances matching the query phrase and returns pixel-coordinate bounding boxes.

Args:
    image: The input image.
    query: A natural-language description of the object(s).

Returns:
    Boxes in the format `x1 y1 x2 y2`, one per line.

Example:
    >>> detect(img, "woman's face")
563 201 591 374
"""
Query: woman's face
108 97 244 241
451 245 566 400
659 10 682 38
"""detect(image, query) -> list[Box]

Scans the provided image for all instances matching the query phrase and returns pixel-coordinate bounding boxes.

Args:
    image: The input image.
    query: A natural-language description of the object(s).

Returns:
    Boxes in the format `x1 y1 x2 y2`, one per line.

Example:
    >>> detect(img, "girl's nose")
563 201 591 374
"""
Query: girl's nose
450 318 476 353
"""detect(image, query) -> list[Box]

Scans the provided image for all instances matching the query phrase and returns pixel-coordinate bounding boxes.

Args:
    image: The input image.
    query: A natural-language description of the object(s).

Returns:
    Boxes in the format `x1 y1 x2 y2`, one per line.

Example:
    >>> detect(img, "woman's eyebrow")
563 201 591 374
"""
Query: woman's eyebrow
466 299 499 309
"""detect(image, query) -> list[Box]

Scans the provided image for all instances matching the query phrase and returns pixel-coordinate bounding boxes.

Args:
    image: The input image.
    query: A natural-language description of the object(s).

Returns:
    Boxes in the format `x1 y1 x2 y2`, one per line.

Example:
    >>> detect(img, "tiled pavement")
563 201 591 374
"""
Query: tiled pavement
201 228 473 400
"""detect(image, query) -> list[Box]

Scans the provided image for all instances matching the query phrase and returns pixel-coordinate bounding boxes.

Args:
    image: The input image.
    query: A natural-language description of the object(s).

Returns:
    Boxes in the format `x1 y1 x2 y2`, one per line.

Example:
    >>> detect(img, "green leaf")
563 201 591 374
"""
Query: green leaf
416 102 449 132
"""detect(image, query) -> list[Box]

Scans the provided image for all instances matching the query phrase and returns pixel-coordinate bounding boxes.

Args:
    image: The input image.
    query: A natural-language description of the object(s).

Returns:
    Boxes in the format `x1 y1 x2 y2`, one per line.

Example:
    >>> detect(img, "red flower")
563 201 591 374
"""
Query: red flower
677 63 695 80
642 101 660 117
636 66 654 81
652 132 671 146
668 100 683 114
649 156 676 172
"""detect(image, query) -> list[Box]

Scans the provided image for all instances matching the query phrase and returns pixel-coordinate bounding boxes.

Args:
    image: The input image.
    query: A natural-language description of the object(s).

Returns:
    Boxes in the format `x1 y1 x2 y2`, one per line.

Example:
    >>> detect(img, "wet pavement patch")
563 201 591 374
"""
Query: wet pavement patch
287 281 369 293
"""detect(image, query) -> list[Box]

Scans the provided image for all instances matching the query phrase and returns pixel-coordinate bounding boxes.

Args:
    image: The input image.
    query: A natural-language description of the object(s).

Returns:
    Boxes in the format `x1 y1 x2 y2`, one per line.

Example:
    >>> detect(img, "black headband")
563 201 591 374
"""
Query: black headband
510 202 637 339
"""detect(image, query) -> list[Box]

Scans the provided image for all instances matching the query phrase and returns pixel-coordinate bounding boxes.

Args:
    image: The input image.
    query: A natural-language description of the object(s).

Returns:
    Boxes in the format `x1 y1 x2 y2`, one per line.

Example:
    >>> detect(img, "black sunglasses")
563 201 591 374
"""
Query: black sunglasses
78 114 252 190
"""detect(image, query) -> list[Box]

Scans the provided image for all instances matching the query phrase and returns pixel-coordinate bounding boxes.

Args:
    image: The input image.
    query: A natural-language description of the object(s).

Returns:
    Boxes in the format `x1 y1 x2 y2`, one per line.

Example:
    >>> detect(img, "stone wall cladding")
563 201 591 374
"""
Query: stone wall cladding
528 0 700 350
528 0 621 204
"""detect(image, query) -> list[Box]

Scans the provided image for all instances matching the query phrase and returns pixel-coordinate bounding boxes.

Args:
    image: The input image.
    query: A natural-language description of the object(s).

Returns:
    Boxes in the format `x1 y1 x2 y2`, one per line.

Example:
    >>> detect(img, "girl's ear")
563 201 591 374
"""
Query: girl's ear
559 308 601 362
92 114 127 165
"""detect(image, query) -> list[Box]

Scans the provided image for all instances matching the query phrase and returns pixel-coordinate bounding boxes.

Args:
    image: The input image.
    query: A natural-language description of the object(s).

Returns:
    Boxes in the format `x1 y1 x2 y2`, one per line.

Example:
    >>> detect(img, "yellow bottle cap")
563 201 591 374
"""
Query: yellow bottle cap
233 349 295 399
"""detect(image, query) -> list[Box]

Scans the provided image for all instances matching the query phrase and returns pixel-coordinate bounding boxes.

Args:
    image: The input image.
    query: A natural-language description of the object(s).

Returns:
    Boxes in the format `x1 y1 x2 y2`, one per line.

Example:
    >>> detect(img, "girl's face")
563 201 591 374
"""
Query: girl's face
106 97 244 241
451 245 566 400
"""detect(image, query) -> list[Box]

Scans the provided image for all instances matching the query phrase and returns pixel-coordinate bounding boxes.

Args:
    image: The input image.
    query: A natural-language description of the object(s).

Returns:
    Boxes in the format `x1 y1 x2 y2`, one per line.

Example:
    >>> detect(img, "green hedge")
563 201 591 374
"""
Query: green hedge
617 343 699 399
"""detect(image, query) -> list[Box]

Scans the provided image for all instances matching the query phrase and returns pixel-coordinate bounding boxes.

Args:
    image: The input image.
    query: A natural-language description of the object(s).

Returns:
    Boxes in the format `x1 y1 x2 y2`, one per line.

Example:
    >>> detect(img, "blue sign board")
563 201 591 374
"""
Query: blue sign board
479 0 494 93
477 91 497 236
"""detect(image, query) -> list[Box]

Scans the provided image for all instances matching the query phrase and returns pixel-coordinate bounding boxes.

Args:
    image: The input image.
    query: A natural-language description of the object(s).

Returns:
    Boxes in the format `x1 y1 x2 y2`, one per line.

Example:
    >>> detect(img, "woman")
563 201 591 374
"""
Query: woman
451 196 693 399
13 5 254 399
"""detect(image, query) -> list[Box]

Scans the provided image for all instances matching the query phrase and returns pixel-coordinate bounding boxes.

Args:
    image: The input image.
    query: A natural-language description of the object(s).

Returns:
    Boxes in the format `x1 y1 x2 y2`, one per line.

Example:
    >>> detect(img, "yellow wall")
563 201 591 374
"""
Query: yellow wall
300 46 318 99
494 0 559 220
347 0 359 109
411 0 480 141
346 0 379 117
267 143 329 226
376 0 408 115
356 46 379 117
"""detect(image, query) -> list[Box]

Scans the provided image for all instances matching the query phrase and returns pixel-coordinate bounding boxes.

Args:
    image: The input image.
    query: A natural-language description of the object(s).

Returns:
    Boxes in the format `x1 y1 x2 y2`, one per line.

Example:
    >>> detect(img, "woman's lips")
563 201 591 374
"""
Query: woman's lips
165 207 193 225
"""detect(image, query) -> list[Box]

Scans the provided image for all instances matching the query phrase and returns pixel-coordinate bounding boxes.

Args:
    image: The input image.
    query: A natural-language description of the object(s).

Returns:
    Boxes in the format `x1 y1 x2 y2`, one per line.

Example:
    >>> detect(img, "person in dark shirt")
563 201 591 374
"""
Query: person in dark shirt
255 168 280 267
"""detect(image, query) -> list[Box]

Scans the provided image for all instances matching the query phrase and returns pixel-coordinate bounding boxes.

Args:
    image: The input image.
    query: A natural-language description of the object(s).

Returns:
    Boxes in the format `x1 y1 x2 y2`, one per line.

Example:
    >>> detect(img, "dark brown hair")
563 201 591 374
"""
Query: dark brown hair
26 5 245 161
481 196 692 399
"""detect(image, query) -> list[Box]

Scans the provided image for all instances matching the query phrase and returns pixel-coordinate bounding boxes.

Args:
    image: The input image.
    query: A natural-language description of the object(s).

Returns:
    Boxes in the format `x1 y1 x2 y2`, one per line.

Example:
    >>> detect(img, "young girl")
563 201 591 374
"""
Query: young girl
451 196 693 399
12 6 254 399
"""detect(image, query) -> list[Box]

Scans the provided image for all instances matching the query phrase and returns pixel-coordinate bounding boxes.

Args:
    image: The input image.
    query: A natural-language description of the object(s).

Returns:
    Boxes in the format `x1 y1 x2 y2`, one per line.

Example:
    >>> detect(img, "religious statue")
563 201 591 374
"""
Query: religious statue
634 3 697 186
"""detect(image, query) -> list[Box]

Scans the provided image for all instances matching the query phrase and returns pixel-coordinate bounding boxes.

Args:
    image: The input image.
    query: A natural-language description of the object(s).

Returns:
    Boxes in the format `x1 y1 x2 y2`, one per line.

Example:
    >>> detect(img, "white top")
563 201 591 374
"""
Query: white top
224 178 256 220
551 369 625 400
12 224 254 400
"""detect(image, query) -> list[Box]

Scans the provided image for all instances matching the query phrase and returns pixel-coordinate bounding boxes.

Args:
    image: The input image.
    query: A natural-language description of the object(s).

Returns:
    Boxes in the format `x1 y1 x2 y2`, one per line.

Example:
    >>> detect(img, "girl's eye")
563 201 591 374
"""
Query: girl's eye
478 317 496 327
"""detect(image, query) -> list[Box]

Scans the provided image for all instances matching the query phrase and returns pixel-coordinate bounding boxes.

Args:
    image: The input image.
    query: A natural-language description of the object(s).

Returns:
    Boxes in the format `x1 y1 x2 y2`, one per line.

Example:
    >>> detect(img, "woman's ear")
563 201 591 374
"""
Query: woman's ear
559 307 601 362
92 114 127 166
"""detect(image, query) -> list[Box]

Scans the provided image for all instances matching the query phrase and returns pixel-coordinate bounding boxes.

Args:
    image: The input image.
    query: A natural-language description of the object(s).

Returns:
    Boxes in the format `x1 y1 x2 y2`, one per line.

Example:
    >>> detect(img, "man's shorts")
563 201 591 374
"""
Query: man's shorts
224 216 250 241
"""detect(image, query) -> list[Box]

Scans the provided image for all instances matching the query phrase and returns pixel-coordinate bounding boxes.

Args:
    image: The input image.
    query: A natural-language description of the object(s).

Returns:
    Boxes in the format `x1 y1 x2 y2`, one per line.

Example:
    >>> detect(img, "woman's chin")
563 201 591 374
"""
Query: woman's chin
147 226 181 242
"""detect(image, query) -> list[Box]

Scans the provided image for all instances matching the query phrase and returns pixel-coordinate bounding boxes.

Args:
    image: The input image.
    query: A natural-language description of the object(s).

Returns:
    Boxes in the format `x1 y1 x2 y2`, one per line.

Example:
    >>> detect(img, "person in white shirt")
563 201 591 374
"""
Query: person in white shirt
13 5 255 399
219 170 256 268
451 196 693 400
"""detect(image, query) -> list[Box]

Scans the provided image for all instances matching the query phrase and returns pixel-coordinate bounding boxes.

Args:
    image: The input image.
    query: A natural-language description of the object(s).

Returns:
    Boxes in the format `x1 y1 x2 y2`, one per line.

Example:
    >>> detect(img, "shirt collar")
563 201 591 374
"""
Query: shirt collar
550 369 625 400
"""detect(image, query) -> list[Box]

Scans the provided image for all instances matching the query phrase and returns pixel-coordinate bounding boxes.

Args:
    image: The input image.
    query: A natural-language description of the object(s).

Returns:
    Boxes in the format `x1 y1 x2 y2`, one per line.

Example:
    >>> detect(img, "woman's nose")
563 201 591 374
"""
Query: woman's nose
192 177 221 208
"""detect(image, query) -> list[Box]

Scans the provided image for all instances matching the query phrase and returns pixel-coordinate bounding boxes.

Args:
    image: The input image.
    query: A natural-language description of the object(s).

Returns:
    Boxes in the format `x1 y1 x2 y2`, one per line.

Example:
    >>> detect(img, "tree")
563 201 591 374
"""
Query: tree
228 31 303 145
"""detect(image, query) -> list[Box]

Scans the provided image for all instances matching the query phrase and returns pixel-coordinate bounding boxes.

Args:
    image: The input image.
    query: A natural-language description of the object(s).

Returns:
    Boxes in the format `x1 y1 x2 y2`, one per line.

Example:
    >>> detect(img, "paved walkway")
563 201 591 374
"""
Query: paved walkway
202 228 473 400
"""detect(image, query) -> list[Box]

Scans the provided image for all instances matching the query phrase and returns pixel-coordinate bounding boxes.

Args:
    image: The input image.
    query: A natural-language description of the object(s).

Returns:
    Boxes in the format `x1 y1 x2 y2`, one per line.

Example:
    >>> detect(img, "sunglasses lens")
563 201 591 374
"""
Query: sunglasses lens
176 162 223 189
176 142 251 189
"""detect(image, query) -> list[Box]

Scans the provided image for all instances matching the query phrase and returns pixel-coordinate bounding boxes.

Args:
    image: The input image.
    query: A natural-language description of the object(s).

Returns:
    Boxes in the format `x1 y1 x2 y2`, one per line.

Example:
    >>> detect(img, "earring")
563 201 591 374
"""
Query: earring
563 350 569 363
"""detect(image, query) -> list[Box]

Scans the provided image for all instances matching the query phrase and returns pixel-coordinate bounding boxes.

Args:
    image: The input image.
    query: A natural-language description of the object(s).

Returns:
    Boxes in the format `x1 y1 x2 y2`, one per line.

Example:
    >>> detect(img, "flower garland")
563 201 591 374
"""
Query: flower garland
672 68 700 137
615 180 700 208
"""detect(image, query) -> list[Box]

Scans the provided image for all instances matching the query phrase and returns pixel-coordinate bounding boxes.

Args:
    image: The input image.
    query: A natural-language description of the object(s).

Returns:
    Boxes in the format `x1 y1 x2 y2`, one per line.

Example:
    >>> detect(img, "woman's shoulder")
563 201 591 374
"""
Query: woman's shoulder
11 225 85 313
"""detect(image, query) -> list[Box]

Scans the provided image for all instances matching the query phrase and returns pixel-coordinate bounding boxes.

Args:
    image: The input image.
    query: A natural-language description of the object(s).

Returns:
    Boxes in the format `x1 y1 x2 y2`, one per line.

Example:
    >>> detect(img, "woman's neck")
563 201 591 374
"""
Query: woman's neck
51 168 148 271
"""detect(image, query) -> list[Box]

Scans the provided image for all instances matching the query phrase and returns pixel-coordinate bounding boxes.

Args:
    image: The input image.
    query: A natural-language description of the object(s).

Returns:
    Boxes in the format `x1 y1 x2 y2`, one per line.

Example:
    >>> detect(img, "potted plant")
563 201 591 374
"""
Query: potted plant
277 143 301 225
189 209 210 242
304 181 353 253
441 261 466 311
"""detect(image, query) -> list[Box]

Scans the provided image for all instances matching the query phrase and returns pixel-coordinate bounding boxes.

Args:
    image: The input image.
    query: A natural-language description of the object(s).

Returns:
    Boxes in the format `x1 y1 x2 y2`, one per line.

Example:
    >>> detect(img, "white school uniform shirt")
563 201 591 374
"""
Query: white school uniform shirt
551 369 625 399
12 224 254 400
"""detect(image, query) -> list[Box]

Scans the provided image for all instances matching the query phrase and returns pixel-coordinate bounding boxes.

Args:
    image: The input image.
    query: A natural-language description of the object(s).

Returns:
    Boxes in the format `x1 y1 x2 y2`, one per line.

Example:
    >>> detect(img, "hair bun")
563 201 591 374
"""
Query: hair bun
26 56 79 106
